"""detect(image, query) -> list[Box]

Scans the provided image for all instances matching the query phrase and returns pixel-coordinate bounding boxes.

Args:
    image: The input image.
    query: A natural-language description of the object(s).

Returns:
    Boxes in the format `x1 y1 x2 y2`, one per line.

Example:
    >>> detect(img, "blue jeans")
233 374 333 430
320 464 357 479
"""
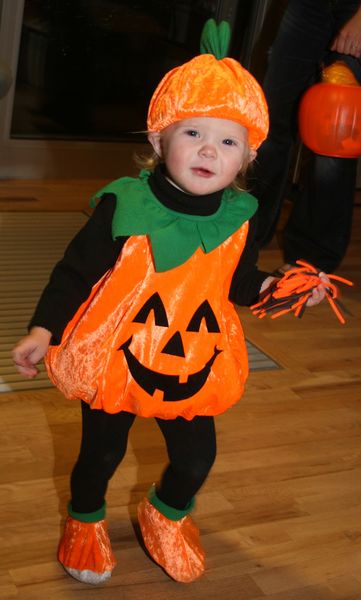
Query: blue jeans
251 0 361 271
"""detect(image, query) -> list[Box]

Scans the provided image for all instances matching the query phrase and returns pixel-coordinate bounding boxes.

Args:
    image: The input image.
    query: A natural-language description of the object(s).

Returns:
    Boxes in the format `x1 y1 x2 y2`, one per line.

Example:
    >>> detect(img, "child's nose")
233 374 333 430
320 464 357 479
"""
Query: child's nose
199 143 217 158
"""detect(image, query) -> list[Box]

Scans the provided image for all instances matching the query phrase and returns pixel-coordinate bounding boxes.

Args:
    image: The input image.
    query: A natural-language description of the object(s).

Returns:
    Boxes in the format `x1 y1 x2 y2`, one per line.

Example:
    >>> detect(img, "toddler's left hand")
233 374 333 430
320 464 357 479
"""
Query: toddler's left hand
252 262 353 323
306 272 330 307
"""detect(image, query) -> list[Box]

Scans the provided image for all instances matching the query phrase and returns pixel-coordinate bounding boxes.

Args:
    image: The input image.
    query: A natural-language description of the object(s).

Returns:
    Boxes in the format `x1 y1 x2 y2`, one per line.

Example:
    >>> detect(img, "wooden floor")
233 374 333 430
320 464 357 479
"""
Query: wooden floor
0 181 360 600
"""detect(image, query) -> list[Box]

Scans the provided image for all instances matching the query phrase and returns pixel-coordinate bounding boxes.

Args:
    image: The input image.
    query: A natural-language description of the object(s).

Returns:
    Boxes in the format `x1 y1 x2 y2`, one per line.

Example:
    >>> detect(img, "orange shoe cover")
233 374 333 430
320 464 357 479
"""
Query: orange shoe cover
137 497 205 583
58 516 116 585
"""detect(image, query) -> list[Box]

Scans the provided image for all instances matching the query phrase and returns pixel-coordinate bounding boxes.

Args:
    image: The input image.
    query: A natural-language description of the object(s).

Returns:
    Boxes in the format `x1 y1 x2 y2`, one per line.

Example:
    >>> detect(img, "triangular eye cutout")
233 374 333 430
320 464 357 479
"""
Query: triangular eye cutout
161 331 185 357
186 300 221 333
132 292 169 326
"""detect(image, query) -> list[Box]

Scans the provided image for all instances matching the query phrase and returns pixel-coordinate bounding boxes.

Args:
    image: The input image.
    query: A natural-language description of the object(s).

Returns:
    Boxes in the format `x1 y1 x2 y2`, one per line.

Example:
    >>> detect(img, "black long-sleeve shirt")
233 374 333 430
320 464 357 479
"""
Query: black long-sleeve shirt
29 167 270 343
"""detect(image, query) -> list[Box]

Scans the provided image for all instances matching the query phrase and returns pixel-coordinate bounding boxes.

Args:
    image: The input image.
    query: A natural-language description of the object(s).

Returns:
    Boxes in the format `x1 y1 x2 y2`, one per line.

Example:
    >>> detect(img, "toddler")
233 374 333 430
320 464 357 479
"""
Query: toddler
12 19 326 585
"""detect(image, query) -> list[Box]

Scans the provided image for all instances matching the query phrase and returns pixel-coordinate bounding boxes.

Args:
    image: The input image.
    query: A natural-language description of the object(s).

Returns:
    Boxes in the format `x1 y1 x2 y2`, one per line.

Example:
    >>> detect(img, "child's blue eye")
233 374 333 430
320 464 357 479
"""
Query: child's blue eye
223 138 236 146
185 129 199 137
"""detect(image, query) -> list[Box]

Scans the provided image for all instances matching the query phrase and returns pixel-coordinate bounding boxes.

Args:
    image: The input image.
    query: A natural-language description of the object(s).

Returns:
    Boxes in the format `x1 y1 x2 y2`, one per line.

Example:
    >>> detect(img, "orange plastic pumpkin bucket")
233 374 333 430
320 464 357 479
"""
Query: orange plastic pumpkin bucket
298 82 361 158
299 62 361 159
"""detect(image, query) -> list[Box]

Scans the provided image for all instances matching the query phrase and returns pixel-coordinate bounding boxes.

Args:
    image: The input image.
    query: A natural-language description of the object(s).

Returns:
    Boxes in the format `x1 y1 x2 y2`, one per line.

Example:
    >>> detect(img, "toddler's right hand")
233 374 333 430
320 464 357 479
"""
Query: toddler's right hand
12 327 52 378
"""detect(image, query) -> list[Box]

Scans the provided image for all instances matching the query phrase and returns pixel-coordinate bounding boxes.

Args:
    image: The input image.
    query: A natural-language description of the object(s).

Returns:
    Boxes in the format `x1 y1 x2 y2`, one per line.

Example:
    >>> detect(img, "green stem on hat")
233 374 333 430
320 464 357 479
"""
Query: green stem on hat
200 18 231 59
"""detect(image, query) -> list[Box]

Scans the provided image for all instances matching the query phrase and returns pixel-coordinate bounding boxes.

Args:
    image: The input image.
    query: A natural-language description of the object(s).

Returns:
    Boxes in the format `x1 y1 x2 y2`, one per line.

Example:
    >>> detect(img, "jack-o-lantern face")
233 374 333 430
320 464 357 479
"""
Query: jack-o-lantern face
46 233 250 419
118 292 222 401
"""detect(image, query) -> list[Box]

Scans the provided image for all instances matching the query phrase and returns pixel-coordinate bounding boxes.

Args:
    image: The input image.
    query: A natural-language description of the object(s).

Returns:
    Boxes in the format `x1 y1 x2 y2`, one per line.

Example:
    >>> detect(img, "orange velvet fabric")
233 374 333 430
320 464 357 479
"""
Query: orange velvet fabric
46 225 249 419
58 517 116 574
147 53 269 150
137 497 205 583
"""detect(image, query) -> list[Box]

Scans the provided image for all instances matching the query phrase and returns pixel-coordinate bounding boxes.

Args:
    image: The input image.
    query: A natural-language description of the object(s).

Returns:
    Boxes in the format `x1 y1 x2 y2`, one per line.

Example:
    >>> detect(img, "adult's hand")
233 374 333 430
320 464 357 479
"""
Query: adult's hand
330 6 361 57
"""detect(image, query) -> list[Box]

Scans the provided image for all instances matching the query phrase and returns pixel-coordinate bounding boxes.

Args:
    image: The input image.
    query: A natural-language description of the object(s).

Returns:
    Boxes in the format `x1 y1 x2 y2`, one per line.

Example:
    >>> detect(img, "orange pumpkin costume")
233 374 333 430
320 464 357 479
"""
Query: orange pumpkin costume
45 176 252 421
45 167 259 584
40 18 269 585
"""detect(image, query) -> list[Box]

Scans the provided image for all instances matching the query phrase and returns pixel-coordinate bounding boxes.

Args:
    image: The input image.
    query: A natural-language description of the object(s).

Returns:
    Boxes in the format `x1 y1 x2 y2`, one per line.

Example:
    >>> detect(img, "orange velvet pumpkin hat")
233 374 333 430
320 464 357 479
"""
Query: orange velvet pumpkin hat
147 19 269 151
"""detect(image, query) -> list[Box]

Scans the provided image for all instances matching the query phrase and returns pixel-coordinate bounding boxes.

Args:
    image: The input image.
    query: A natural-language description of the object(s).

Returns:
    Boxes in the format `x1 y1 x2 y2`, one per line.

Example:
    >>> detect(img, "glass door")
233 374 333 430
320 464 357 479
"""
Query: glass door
0 0 260 179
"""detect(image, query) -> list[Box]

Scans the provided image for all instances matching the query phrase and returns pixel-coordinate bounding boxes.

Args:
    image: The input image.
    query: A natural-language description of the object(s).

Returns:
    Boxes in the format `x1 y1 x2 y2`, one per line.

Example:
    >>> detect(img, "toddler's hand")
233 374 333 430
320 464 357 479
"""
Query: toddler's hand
306 272 329 307
12 327 52 378
252 263 352 323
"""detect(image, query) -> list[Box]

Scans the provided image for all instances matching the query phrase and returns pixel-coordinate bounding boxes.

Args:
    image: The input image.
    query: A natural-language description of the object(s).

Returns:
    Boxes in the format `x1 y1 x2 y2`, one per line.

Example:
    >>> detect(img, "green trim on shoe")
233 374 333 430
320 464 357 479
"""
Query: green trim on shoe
67 501 106 523
148 486 195 521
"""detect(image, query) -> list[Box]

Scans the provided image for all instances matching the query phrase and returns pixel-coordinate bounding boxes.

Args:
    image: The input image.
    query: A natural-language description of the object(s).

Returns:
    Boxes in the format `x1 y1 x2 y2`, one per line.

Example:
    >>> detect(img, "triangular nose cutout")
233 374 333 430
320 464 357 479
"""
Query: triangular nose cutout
161 331 185 357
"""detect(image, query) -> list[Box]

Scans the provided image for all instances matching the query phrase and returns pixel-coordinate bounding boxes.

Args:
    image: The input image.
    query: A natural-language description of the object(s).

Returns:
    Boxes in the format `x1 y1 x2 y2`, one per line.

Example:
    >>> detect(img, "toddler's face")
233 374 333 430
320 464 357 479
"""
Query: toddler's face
148 117 254 195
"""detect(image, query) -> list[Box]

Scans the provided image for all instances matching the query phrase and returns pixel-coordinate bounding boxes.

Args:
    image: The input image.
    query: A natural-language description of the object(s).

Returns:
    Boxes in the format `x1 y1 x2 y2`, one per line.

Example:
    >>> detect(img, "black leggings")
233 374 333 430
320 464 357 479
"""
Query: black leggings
70 401 217 513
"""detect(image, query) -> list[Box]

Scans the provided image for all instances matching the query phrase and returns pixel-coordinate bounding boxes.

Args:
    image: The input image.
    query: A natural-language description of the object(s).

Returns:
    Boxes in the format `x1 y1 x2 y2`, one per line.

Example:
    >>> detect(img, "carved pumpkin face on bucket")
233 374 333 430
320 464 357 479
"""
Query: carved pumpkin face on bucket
298 62 361 158
118 292 223 402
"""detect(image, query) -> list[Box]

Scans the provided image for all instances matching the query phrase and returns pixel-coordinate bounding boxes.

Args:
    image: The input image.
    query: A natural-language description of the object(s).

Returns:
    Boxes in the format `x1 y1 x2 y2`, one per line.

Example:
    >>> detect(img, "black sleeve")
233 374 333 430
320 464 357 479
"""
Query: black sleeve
29 193 126 343
228 214 271 306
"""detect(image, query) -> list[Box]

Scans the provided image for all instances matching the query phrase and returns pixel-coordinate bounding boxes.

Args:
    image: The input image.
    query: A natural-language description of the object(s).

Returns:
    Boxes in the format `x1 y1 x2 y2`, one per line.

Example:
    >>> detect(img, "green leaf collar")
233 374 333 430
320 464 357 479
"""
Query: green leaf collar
91 170 257 272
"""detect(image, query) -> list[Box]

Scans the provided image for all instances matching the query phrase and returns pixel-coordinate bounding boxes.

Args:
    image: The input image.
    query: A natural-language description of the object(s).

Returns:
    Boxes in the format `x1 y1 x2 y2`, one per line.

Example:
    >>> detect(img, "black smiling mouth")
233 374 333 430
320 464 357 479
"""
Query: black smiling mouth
118 336 222 401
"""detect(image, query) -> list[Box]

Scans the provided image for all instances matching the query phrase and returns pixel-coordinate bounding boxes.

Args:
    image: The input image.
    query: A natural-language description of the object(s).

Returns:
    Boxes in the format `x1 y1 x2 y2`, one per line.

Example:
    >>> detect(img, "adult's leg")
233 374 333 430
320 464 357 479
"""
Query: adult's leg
282 1 361 271
155 415 217 509
283 155 357 271
70 401 136 513
251 0 335 246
